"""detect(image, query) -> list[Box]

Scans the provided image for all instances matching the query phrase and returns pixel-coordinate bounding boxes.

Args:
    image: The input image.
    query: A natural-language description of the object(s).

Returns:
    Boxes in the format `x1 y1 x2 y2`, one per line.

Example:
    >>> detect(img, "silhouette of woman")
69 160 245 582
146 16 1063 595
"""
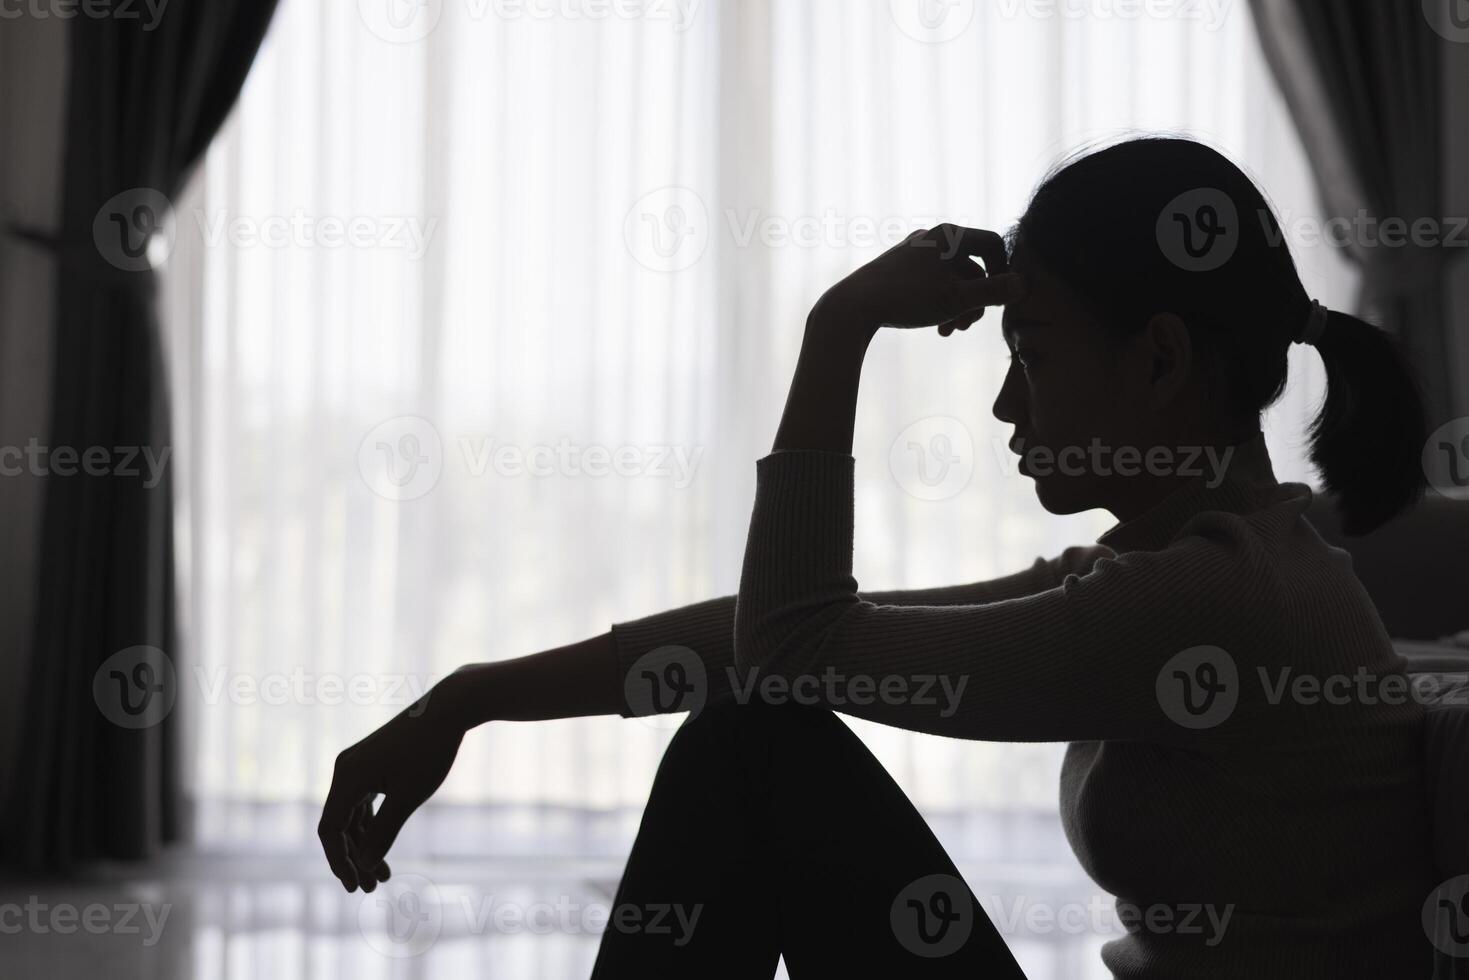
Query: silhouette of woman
319 137 1439 978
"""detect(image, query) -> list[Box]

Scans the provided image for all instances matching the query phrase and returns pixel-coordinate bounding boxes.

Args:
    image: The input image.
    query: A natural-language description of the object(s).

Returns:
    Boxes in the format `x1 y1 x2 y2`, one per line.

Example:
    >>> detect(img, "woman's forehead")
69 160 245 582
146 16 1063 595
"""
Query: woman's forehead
1003 279 1107 350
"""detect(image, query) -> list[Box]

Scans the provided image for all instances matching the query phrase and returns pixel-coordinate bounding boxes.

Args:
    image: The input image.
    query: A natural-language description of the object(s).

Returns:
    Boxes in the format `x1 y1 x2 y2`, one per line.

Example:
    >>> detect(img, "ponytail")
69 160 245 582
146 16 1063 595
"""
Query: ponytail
1305 309 1428 536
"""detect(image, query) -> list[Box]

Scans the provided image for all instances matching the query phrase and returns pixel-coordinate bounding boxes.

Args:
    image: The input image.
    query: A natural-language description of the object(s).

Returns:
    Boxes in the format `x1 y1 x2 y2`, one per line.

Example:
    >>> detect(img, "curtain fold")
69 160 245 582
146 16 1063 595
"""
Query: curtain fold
1247 0 1460 425
2 1 280 871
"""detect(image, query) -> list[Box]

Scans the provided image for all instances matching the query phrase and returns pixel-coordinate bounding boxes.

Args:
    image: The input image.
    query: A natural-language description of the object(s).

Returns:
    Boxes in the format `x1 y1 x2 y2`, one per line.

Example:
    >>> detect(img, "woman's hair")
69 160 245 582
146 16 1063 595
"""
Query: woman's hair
1009 135 1427 536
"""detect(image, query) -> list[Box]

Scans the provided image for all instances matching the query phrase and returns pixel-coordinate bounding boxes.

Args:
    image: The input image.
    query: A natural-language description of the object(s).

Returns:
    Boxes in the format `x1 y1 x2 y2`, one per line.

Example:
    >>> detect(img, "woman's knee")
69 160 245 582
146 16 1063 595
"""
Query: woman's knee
686 690 839 733
667 693 853 774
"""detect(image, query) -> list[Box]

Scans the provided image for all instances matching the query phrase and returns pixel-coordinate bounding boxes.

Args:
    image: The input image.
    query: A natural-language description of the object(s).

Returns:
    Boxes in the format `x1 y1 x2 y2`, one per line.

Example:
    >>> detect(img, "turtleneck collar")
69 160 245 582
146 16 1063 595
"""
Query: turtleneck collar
1095 431 1284 554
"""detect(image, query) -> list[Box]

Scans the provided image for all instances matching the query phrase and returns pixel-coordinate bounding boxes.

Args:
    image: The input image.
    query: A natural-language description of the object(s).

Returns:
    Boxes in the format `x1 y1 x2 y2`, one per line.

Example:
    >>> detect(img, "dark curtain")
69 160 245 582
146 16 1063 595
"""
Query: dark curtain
1248 0 1461 427
2 1 279 871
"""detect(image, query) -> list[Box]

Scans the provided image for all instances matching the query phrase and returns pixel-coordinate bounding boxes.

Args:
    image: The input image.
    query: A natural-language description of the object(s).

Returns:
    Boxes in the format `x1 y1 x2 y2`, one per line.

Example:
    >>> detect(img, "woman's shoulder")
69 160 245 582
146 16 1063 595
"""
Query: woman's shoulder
1066 483 1320 646
1118 479 1319 581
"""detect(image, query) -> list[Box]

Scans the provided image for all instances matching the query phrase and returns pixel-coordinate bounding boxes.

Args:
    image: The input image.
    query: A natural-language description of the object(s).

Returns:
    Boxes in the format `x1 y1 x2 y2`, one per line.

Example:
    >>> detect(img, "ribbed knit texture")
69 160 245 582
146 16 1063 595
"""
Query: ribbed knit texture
611 432 1439 977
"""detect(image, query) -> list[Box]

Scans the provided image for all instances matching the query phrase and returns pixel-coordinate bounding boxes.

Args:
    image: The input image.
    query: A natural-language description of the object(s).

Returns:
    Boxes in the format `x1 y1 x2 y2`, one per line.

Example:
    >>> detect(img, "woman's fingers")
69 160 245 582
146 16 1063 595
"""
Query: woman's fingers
341 792 408 891
348 800 379 892
920 223 1008 273
346 796 395 887
357 794 416 873
938 308 985 336
956 272 1026 311
948 253 988 281
322 825 360 893
319 750 386 892
919 226 1021 322
947 225 1008 274
936 268 1026 335
888 271 1023 331
830 223 1022 331
319 774 364 892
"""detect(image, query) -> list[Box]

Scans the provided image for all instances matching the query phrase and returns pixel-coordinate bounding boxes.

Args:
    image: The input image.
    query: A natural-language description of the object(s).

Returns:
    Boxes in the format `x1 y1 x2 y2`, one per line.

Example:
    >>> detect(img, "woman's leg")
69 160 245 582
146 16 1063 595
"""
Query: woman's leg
590 696 1029 979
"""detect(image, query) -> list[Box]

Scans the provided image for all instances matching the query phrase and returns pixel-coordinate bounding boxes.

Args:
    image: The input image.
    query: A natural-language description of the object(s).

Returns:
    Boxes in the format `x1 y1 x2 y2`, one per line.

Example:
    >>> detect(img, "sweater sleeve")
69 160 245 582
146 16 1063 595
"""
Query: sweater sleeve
731 450 1275 744
609 540 1111 720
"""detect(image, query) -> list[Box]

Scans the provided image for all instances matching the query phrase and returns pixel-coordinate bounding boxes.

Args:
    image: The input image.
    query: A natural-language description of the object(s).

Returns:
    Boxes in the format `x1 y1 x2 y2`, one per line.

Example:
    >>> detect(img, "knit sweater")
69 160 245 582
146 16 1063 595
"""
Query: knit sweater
610 431 1439 977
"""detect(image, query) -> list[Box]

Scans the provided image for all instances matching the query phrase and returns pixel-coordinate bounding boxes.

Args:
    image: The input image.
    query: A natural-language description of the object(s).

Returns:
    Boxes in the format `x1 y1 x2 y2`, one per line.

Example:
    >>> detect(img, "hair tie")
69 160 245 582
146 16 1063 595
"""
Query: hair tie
1296 299 1328 346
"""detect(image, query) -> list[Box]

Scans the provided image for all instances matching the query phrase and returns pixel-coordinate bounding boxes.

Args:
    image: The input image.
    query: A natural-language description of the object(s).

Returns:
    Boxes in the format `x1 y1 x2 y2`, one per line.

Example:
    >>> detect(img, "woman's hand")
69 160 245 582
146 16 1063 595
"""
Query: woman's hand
811 223 1025 337
317 679 468 892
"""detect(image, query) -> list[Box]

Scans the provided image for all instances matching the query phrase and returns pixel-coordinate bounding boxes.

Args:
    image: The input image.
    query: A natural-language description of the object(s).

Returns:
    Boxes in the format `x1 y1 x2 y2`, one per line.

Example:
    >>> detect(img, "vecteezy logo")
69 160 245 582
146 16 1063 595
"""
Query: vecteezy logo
92 187 175 272
1423 875 1469 957
358 873 443 958
1423 417 1469 498
358 0 443 43
890 874 974 958
357 416 443 501
93 646 177 729
889 0 975 43
889 416 974 501
1156 645 1238 729
1424 0 1469 43
624 645 708 730
623 187 709 272
1155 188 1239 272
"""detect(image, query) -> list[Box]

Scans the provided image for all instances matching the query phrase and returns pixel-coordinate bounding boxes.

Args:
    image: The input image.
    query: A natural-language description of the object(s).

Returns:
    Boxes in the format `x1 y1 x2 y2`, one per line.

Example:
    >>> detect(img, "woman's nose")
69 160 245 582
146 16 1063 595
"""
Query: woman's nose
991 368 1024 426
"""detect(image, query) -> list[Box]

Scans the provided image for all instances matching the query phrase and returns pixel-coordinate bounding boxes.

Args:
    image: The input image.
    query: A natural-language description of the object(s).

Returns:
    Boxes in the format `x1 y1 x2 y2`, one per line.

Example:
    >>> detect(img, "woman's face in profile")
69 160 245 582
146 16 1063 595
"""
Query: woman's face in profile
992 248 1161 516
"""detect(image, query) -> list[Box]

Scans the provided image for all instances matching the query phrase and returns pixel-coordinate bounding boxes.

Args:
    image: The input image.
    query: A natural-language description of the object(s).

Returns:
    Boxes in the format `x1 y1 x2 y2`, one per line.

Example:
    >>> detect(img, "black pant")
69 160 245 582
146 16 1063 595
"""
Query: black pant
590 696 1030 979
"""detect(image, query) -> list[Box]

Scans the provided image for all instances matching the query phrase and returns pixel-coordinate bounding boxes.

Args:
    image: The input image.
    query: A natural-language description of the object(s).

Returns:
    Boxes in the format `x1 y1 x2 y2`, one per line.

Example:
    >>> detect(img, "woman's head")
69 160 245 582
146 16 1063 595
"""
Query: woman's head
991 135 1427 535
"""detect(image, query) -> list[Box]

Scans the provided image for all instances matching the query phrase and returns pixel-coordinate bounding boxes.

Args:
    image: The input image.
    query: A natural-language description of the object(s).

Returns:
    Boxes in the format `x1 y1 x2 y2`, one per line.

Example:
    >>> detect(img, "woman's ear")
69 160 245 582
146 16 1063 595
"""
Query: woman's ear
1142 312 1193 410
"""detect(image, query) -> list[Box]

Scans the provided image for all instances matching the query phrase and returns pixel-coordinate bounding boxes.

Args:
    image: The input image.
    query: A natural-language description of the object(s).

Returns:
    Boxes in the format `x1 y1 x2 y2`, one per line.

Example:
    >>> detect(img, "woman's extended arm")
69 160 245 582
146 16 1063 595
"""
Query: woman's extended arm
439 548 1103 730
434 633 624 726
316 550 1102 893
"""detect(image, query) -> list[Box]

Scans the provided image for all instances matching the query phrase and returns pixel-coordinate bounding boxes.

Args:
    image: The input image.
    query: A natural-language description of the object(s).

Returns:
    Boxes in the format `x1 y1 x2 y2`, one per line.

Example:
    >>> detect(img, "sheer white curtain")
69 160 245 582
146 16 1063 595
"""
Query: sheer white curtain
162 0 1344 877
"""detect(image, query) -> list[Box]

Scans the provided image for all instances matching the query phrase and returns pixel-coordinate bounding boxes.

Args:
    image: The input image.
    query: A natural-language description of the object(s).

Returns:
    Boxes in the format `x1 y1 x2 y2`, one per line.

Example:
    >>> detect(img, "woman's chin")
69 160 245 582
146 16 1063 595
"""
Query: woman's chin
1030 476 1098 516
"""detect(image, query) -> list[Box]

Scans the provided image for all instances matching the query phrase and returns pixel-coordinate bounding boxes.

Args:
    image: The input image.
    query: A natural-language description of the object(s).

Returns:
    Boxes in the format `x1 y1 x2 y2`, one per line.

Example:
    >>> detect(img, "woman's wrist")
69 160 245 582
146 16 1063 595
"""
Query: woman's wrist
427 663 498 734
807 294 880 346
425 635 626 732
768 306 872 454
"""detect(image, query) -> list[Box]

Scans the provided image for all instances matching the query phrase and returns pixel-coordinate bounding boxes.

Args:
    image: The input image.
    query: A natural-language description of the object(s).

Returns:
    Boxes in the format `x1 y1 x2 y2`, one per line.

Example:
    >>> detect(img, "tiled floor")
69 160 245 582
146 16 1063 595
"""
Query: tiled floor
0 853 1107 978
0 853 763 979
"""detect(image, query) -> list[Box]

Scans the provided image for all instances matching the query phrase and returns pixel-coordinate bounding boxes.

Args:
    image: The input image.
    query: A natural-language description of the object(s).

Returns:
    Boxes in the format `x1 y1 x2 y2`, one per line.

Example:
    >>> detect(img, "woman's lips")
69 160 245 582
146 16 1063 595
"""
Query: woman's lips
1009 440 1030 477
